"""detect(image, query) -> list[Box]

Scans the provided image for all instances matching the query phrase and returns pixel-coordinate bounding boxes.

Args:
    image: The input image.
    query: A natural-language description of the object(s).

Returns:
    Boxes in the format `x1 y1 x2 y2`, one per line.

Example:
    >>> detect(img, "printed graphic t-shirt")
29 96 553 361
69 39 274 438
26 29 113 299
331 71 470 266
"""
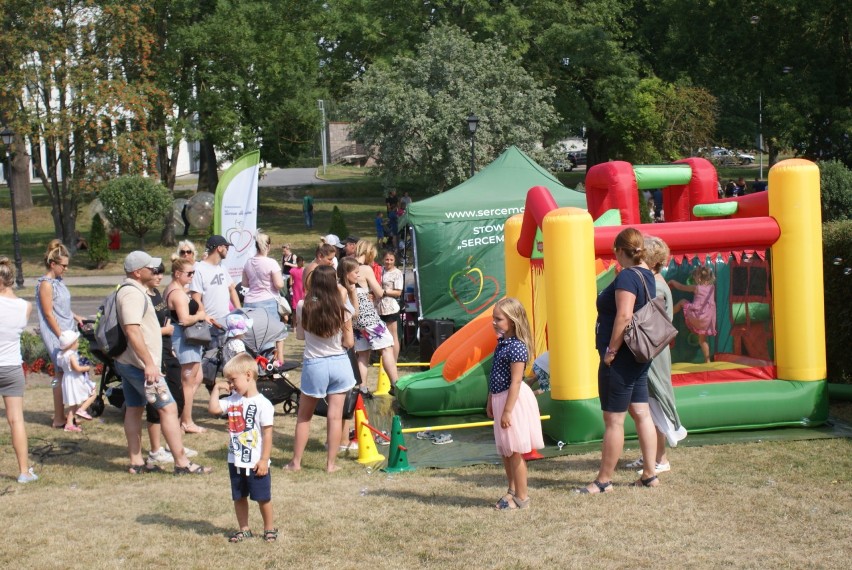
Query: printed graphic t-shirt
215 392 274 468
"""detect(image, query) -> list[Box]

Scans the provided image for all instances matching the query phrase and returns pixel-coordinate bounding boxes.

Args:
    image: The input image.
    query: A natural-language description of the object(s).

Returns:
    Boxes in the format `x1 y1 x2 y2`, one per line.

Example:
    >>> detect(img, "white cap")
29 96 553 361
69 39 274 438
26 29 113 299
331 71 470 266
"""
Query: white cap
124 251 163 272
323 234 344 248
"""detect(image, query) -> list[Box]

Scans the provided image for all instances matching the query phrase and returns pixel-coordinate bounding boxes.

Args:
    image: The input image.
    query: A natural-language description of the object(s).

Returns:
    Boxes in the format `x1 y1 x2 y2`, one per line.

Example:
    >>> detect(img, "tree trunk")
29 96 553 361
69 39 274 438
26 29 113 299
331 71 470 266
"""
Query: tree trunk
196 131 219 194
9 135 33 211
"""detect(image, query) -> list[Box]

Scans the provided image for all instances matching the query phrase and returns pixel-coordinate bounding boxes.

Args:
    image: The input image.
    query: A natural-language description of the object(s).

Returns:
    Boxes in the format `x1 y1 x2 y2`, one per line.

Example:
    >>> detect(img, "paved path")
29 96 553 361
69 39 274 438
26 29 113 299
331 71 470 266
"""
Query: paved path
259 167 339 188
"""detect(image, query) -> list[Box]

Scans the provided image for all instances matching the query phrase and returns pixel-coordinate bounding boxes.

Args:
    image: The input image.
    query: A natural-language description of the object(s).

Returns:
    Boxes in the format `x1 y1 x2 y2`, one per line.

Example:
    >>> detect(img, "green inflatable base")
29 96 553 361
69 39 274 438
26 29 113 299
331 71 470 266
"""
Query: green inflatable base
540 379 828 445
396 359 490 417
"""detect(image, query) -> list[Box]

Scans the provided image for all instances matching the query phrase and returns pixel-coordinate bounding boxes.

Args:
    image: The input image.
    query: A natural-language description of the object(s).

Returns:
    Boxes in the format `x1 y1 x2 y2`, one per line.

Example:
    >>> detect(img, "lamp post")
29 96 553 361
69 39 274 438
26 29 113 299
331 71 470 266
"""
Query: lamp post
466 114 479 178
0 127 24 289
318 99 327 176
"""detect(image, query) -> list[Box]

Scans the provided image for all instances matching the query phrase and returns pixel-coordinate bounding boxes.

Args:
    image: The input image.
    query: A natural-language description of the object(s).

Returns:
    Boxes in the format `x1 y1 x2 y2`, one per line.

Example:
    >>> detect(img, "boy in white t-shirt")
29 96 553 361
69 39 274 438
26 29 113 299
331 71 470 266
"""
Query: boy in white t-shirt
208 353 276 542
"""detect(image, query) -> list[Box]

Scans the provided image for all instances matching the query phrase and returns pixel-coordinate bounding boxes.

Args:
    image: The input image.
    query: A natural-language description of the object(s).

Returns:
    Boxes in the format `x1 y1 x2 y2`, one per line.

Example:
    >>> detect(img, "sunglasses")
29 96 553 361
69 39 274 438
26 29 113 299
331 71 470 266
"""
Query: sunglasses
151 267 164 275
182 270 196 277
179 250 194 255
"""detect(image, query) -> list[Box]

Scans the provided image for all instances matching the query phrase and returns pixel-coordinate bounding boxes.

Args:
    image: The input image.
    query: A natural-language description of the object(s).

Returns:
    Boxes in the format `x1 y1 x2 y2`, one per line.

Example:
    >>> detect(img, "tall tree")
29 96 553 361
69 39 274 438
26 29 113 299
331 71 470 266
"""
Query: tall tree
343 25 558 193
0 0 159 246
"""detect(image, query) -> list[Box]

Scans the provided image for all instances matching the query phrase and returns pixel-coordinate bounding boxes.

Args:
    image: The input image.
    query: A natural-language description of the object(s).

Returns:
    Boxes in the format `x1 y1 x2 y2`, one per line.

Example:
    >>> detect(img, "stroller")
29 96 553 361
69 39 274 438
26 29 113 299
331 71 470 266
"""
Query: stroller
78 320 124 416
204 306 301 414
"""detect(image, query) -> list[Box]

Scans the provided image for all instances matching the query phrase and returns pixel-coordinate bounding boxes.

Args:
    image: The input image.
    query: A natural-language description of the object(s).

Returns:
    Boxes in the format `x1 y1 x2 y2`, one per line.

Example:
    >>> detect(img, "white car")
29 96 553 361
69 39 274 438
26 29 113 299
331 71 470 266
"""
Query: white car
709 148 754 165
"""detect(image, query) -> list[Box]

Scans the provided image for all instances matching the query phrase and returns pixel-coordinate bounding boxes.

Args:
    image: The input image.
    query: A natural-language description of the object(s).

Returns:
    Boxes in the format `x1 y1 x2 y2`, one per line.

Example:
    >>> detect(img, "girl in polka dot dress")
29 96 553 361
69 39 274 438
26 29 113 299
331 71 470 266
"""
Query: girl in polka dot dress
487 297 544 510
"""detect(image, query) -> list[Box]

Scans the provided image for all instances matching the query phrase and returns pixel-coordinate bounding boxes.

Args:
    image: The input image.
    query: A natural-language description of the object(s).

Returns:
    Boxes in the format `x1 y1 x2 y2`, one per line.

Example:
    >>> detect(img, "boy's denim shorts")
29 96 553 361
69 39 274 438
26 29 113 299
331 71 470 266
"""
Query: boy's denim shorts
229 462 271 502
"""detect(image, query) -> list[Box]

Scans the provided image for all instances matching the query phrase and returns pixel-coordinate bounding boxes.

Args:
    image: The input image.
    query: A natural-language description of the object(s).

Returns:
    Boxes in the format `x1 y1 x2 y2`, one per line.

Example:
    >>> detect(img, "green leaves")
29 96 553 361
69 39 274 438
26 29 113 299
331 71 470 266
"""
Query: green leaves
99 175 172 247
343 25 557 193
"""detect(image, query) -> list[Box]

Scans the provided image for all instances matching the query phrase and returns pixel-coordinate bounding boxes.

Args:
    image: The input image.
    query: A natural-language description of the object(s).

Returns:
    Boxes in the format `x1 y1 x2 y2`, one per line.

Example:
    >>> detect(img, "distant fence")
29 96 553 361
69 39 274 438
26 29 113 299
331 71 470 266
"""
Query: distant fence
330 143 368 164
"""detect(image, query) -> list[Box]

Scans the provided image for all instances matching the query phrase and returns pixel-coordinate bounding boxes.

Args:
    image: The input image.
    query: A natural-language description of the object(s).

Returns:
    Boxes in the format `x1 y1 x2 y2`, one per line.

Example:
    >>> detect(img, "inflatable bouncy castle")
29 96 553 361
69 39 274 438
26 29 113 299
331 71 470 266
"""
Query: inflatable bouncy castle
398 158 827 445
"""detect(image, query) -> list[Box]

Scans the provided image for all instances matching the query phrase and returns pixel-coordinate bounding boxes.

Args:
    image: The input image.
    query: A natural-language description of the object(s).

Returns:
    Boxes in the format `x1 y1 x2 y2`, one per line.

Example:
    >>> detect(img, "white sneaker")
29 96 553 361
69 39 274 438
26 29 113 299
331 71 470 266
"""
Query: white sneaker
637 462 671 474
625 457 644 469
17 467 38 484
166 445 198 458
148 447 174 463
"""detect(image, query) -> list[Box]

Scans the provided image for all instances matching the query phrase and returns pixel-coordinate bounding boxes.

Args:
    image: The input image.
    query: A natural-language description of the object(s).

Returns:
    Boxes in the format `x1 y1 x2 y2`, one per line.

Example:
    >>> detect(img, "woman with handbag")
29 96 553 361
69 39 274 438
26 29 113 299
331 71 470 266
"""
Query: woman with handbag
165 257 210 434
283 265 356 473
577 228 660 493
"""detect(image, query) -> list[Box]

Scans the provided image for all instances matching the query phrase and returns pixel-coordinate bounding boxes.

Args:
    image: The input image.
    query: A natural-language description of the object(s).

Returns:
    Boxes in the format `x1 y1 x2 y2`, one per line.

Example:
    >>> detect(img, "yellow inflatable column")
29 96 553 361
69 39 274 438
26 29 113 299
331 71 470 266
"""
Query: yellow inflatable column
543 208 599 401
768 159 826 381
504 215 531 309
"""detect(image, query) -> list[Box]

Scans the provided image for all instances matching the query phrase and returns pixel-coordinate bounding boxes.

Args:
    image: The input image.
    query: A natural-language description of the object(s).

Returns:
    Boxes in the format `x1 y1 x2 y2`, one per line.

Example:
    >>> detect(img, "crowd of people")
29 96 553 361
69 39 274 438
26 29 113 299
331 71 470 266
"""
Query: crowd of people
0 212 691 534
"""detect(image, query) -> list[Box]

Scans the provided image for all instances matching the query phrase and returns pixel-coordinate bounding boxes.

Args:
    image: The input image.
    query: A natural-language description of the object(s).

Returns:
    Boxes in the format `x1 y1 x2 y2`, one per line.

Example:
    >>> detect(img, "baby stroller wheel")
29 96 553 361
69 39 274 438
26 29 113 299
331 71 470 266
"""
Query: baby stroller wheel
282 394 298 415
90 396 105 417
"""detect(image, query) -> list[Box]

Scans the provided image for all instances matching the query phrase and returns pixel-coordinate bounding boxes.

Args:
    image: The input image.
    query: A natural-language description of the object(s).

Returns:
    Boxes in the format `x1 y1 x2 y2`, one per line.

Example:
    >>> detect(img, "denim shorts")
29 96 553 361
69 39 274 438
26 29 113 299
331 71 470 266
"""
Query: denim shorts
172 324 203 365
300 353 356 398
229 462 271 502
244 299 279 322
597 349 650 413
115 361 176 409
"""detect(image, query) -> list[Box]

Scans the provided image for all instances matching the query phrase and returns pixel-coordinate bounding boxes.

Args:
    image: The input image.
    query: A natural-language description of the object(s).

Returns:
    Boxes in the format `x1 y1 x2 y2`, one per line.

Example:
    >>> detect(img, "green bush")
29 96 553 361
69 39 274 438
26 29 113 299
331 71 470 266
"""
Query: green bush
88 213 110 269
820 159 852 222
20 331 49 362
99 175 173 249
328 205 349 239
823 221 852 382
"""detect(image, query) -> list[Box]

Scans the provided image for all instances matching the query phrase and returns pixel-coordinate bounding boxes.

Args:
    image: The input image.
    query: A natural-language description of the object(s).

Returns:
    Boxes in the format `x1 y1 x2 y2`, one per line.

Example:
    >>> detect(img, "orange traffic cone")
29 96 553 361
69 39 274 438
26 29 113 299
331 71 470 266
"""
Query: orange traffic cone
522 449 544 461
374 357 391 396
355 409 384 465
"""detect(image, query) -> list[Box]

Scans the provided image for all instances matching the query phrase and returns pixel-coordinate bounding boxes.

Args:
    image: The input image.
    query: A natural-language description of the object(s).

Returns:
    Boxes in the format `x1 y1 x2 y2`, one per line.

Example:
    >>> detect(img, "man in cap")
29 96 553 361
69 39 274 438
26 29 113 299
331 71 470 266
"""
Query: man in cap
115 251 211 474
342 236 359 259
191 235 241 330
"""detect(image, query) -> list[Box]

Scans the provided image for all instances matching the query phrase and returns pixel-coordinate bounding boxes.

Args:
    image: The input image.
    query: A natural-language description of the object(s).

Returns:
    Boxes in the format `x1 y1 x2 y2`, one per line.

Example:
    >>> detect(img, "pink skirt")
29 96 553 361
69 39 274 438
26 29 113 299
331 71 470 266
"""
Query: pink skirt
491 383 545 457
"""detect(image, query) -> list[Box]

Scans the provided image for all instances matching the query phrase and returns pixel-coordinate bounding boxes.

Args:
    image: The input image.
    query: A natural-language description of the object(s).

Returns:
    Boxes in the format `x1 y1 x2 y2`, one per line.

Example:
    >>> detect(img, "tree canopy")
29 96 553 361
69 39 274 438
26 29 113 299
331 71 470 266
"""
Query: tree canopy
343 25 558 193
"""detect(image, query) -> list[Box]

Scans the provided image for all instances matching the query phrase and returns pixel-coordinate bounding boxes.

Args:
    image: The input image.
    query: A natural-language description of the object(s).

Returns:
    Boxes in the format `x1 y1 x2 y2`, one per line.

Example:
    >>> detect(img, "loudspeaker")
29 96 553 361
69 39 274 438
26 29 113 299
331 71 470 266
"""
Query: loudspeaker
419 319 455 362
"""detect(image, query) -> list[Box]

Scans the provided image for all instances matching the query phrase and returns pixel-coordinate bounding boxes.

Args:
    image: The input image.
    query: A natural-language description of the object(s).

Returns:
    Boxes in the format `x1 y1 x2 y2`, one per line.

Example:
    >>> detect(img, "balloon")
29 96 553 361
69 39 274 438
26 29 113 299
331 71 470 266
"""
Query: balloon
88 198 105 222
187 192 214 230
173 198 189 233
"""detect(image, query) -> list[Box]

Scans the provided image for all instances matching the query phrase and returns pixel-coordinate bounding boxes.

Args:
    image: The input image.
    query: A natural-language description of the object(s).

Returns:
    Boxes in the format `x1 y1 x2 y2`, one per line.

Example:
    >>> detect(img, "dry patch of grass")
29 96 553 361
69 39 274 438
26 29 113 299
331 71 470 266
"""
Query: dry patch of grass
1 357 850 568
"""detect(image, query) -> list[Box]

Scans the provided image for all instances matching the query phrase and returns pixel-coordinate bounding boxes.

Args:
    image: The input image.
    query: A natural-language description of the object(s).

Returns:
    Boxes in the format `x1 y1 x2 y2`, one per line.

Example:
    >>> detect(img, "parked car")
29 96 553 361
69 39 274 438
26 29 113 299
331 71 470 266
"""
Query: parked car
709 147 754 166
551 150 582 172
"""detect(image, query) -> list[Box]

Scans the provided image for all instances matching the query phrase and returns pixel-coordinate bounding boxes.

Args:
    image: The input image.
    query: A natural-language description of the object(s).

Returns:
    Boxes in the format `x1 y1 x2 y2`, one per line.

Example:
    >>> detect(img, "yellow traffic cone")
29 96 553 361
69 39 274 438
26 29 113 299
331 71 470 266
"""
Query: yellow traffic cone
374 357 391 396
355 409 384 465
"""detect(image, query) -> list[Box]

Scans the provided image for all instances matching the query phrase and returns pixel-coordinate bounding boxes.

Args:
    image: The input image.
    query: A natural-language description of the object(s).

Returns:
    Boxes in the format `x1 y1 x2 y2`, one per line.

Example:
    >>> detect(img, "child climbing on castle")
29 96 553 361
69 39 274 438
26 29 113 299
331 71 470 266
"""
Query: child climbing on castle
56 330 97 432
487 297 544 510
669 265 717 363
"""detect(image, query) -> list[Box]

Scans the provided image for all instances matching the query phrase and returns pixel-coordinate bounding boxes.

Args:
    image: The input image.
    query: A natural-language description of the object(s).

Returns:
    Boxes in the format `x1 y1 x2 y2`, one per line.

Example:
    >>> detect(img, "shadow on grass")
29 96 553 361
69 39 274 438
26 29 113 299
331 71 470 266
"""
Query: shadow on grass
136 514 228 536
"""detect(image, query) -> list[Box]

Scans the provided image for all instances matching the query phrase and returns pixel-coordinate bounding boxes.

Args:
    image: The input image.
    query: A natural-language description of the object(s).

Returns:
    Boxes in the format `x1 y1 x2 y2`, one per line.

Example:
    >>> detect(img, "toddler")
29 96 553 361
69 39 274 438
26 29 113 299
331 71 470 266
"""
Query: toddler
208 353 276 542
56 330 97 432
669 266 717 363
222 313 253 367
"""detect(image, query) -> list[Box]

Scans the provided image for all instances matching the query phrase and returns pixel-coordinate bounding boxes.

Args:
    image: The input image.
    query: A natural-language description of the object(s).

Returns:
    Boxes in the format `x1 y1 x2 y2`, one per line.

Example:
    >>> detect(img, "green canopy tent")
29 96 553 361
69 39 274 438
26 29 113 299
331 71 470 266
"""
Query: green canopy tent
404 146 586 327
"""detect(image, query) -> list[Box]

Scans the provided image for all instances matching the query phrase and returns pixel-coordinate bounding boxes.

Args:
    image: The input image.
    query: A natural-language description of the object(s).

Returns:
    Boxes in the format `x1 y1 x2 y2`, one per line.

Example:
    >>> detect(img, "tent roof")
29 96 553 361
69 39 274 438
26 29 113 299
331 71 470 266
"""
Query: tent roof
405 146 586 225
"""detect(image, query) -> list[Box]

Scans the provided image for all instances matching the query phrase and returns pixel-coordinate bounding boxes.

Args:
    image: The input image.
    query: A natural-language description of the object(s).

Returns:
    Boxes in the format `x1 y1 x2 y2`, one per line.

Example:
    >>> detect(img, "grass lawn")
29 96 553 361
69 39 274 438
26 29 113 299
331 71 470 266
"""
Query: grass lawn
1 353 850 568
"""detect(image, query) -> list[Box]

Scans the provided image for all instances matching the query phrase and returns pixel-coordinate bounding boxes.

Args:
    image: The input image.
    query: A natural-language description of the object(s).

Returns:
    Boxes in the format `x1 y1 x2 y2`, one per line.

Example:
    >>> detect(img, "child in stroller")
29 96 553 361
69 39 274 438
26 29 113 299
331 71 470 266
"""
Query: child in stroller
77 321 122 416
205 307 300 414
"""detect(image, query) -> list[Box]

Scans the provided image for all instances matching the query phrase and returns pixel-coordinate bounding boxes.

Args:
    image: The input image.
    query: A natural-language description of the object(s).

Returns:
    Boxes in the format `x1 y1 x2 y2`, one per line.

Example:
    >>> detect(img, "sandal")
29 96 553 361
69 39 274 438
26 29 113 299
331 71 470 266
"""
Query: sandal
495 488 515 508
181 423 207 434
415 430 434 440
512 496 531 509
632 475 659 488
128 463 163 475
229 530 253 543
575 479 613 494
431 433 453 445
174 462 213 475
494 497 517 510
263 529 279 542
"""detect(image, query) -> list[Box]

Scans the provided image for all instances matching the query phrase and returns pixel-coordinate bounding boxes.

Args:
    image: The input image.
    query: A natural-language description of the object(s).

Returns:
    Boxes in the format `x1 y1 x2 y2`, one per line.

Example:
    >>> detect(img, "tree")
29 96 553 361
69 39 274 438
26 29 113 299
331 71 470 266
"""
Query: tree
99 175 172 249
0 1 160 247
328 205 349 239
87 213 109 269
343 25 558 193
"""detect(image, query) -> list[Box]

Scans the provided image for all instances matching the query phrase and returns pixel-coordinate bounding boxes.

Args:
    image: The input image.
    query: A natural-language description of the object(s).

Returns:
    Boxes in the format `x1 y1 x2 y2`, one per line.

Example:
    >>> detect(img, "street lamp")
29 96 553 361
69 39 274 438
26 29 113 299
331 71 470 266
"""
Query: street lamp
466 114 479 178
1 127 25 289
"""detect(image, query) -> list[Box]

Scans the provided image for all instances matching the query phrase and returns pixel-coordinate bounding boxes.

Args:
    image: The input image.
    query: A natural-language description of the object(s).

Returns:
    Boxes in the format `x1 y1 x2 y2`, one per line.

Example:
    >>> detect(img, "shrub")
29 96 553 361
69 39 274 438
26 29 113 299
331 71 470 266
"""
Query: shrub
99 175 173 248
820 159 852 222
823 221 852 382
20 331 49 362
328 205 349 238
88 213 110 269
